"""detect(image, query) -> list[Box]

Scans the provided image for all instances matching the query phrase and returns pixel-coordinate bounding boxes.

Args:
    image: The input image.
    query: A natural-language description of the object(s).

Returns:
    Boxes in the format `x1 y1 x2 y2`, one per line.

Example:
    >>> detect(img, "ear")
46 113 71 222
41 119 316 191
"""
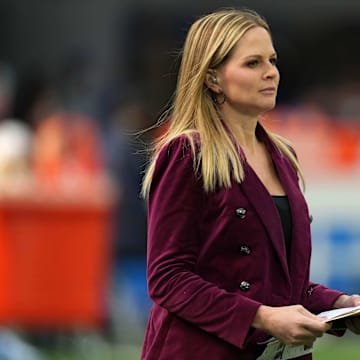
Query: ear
205 70 220 93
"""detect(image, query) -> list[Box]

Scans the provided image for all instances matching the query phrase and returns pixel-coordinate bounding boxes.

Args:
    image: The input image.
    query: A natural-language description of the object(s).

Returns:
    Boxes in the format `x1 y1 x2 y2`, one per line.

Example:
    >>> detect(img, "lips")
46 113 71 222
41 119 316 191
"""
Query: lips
259 87 276 95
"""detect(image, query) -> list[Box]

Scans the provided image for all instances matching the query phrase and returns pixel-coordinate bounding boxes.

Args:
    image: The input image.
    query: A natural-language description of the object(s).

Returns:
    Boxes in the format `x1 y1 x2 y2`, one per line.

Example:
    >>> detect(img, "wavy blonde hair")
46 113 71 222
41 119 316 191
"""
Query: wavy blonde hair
141 8 304 197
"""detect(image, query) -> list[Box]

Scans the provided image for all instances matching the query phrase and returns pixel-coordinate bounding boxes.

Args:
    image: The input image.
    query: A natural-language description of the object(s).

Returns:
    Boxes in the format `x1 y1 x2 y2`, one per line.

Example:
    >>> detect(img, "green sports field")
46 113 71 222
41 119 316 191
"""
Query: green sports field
314 332 359 360
43 332 359 360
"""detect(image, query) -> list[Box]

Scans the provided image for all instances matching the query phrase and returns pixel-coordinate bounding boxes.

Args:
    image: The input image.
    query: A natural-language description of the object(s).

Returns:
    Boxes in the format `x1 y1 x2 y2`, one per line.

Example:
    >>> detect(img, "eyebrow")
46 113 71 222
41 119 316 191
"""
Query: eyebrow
243 53 278 60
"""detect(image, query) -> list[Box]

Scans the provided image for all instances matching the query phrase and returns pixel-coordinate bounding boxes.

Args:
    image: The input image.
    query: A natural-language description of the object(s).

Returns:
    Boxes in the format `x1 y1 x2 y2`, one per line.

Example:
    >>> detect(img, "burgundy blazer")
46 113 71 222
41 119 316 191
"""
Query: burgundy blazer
141 124 343 360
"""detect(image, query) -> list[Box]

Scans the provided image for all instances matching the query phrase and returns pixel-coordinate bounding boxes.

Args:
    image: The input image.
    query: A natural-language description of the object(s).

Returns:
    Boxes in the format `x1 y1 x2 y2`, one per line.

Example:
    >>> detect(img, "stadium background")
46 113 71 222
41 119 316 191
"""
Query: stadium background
0 0 359 359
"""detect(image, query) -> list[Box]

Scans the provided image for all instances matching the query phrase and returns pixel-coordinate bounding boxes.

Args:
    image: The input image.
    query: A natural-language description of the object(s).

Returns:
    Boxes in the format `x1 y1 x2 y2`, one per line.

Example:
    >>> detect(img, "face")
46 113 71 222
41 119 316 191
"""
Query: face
212 26 280 117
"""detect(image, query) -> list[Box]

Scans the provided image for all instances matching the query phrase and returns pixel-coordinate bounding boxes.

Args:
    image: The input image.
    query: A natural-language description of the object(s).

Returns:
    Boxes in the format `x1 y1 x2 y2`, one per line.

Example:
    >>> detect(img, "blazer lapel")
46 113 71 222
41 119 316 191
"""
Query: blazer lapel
241 158 291 284
268 140 311 286
239 123 299 285
256 124 310 286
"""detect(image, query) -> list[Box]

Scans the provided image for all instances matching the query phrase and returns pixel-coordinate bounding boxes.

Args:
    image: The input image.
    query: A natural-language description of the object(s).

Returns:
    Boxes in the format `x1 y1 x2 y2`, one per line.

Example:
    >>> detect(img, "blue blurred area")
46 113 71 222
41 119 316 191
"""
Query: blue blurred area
309 190 360 296
114 258 152 323
327 223 360 294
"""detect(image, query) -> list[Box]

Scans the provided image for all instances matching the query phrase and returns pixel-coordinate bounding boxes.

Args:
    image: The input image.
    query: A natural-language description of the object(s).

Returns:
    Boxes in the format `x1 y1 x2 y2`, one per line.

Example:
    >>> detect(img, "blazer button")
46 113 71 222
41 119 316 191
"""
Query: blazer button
235 207 247 219
239 245 251 255
307 286 314 296
239 281 250 291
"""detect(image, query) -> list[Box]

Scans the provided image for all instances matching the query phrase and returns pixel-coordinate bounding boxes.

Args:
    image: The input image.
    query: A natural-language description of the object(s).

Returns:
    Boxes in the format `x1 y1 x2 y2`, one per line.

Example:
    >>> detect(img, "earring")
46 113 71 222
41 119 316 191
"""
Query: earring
213 91 226 105
211 76 217 84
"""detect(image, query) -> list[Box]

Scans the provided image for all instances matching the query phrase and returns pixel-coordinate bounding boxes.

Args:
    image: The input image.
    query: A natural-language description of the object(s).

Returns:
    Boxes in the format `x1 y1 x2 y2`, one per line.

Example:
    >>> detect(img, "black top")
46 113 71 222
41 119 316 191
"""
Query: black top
272 195 292 262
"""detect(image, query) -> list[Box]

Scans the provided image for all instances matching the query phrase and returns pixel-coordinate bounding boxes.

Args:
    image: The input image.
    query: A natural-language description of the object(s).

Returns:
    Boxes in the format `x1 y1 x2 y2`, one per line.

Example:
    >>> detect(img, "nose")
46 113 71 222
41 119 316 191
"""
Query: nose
263 62 279 80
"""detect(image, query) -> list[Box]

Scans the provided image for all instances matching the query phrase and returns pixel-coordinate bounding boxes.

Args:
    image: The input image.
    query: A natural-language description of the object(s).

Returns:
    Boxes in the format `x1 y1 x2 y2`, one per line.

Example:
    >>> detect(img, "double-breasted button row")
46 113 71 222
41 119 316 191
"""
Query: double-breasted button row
239 281 250 292
236 207 250 292
235 207 247 219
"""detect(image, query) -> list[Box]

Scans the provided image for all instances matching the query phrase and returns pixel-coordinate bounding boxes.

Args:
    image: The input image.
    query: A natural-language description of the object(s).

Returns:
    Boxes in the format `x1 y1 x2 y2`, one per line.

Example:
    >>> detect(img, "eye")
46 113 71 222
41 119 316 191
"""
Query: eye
270 57 278 65
246 60 259 68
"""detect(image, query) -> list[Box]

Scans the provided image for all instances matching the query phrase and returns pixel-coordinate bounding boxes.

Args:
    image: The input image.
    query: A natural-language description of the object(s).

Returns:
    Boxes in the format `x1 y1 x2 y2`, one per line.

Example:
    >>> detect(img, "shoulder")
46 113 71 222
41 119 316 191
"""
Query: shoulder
150 133 203 199
156 133 199 167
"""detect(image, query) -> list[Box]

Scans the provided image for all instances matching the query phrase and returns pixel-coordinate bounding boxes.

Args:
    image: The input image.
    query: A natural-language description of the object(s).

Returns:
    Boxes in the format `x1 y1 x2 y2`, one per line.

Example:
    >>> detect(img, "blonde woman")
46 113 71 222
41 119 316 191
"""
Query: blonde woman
140 8 360 360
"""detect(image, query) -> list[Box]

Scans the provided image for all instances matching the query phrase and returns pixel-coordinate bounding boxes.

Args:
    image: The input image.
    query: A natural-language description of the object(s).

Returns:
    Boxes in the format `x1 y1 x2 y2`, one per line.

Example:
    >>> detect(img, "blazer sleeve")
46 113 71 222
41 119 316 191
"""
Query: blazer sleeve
303 281 346 337
303 281 344 314
285 145 345 314
146 136 262 349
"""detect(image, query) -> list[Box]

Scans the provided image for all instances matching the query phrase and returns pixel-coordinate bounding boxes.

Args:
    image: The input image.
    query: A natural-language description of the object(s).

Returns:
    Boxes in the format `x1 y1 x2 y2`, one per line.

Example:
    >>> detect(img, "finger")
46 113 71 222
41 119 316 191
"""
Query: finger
296 325 325 342
323 322 332 332
346 318 360 334
351 295 360 306
299 306 327 323
302 317 331 335
346 294 360 307
299 307 332 329
292 333 317 347
303 326 327 338
334 294 360 308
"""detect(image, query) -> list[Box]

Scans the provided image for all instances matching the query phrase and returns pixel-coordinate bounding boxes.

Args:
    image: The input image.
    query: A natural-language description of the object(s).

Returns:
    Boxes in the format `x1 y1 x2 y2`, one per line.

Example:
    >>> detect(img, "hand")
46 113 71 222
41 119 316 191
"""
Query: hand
252 304 331 348
333 294 360 308
345 317 360 334
333 294 360 334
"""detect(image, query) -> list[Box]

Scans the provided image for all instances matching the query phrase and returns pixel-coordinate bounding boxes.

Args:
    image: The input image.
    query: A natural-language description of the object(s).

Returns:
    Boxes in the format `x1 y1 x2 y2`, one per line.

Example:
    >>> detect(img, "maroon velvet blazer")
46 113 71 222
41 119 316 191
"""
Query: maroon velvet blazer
141 124 343 360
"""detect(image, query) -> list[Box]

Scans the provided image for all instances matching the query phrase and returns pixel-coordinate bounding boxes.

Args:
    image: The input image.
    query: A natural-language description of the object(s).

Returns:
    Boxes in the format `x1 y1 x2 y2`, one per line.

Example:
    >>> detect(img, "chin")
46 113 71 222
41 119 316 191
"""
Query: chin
258 102 276 114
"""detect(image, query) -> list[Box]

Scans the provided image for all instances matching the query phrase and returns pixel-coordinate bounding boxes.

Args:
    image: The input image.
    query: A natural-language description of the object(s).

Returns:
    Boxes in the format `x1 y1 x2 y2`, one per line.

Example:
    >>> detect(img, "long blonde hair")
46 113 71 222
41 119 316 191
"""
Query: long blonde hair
141 8 304 197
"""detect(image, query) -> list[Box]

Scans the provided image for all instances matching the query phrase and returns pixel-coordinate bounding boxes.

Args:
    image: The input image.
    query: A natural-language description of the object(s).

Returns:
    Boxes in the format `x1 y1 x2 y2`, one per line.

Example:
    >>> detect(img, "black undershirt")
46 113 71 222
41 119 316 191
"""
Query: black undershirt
272 195 292 262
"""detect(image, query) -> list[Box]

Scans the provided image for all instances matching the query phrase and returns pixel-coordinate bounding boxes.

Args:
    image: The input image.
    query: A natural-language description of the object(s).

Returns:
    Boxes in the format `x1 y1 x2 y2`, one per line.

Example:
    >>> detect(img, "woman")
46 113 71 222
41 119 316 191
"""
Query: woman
140 9 360 360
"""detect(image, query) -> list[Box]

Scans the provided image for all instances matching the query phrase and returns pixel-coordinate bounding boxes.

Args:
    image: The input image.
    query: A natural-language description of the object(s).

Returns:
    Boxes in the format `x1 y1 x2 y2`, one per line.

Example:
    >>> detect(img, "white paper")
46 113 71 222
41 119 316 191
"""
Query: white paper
255 305 360 359
317 305 360 321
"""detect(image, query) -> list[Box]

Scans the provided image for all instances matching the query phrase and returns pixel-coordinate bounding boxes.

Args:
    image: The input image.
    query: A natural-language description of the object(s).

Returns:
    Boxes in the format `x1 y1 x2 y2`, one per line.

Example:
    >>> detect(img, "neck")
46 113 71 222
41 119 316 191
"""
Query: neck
221 109 260 153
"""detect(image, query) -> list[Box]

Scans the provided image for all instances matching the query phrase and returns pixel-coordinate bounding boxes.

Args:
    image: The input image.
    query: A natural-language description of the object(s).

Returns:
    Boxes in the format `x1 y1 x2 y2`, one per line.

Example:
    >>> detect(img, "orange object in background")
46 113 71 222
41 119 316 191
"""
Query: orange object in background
331 122 360 170
32 112 104 187
0 210 12 320
0 199 113 330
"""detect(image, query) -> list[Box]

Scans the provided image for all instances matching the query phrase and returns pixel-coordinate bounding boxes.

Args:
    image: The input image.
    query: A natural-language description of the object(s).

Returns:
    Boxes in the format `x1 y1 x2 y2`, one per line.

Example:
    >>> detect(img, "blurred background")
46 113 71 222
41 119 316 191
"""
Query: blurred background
0 0 359 359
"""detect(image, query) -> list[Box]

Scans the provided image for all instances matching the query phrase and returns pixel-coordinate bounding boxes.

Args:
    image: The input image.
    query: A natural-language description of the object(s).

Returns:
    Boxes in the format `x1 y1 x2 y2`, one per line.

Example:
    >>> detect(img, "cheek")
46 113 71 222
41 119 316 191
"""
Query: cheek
223 73 256 94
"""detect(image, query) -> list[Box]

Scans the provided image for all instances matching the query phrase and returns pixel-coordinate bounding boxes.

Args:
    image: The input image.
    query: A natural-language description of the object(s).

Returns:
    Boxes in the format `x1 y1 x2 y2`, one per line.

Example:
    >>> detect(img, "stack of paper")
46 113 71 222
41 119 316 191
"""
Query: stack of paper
317 305 360 321
317 305 360 330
